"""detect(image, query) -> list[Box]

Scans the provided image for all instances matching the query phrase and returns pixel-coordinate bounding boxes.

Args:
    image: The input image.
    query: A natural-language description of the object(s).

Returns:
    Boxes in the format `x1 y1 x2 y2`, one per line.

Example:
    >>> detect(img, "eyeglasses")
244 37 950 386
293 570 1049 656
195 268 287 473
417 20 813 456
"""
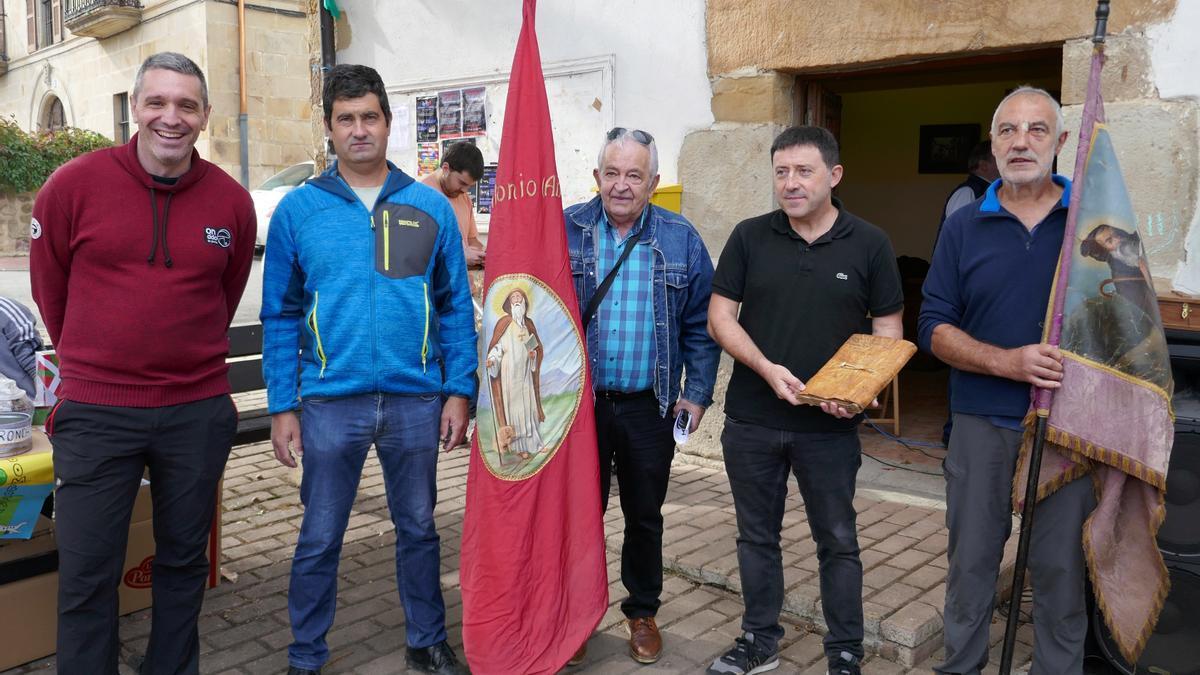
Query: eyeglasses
606 127 654 145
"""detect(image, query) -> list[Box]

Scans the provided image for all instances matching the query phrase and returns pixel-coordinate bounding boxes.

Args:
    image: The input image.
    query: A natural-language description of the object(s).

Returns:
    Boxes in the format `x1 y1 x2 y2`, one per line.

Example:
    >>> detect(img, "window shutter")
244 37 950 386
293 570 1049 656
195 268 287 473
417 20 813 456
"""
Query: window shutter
26 0 35 53
50 0 61 44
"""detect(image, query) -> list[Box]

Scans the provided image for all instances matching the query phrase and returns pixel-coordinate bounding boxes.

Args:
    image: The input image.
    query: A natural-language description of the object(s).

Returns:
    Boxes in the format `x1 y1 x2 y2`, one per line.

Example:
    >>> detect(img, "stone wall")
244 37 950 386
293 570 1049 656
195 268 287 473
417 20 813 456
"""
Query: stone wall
0 0 210 139
0 0 314 189
706 0 1177 76
0 192 36 256
1058 33 1200 288
683 0 1198 281
205 0 314 188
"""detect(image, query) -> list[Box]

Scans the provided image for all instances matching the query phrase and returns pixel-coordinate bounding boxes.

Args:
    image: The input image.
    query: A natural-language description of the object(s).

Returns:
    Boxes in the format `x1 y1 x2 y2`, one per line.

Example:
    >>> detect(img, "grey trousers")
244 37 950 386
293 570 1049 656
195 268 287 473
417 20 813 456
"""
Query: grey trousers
935 413 1096 675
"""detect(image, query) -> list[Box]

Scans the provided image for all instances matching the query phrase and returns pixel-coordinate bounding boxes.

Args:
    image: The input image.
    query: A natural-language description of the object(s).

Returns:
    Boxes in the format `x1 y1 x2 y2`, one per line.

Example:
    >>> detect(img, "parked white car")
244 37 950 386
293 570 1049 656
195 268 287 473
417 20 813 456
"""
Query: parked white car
251 161 316 249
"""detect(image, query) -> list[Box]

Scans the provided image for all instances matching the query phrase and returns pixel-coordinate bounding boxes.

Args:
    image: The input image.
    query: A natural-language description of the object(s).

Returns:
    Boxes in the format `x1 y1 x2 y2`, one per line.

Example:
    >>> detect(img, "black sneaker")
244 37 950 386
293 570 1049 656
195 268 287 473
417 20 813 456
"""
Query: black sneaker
827 650 862 675
287 667 321 675
406 640 470 675
706 632 780 675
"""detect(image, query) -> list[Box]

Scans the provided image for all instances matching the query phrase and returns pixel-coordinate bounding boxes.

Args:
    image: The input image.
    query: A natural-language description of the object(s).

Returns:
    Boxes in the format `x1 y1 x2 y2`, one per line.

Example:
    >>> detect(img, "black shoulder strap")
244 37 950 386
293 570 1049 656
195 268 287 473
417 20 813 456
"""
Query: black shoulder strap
582 225 643 327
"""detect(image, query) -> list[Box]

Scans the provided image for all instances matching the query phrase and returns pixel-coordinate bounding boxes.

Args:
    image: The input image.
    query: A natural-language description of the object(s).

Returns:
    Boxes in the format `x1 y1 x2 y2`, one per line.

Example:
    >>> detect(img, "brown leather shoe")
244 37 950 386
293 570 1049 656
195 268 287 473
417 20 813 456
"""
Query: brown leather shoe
567 641 587 666
627 617 663 664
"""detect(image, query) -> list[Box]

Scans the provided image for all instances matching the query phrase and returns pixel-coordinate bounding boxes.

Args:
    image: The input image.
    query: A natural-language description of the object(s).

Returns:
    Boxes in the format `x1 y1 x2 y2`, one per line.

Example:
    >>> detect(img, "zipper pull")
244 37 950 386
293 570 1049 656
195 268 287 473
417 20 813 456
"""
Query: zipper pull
370 214 376 230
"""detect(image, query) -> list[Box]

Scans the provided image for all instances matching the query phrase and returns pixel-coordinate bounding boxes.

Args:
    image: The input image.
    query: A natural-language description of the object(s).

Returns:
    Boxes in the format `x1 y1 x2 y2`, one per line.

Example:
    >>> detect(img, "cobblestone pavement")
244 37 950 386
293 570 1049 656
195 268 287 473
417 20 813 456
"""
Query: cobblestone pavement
4 433 1037 674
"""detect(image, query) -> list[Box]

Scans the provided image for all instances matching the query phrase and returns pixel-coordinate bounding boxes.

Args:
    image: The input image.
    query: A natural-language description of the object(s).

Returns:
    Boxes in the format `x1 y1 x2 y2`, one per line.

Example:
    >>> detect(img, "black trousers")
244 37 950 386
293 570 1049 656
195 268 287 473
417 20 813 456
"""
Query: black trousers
594 391 676 619
50 395 236 675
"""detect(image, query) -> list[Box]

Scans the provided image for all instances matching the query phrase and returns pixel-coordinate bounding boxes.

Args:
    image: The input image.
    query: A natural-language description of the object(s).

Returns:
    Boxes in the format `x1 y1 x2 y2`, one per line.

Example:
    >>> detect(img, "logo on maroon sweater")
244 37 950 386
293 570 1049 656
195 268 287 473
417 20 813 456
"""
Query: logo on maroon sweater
30 218 42 240
205 227 232 248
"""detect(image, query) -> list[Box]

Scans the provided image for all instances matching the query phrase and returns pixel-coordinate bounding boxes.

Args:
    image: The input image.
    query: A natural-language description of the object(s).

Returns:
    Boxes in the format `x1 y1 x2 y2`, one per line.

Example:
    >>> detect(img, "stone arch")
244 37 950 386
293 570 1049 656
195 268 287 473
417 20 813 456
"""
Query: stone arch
27 62 75 131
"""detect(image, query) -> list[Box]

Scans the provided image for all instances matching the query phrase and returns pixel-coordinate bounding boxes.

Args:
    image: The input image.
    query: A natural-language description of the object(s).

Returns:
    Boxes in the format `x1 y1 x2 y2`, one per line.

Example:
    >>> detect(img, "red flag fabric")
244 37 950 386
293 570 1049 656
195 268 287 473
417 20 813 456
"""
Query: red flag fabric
459 1 608 673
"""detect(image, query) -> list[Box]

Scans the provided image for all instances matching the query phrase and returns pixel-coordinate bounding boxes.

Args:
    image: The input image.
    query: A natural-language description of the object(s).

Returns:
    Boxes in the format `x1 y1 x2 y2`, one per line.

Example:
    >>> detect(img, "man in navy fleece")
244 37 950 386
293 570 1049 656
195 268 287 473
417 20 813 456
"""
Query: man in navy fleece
918 87 1097 675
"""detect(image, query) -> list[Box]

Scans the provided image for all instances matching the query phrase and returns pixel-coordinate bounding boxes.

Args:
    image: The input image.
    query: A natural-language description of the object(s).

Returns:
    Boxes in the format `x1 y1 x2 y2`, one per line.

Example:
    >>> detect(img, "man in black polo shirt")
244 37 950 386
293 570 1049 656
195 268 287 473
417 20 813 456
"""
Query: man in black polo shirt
706 126 903 675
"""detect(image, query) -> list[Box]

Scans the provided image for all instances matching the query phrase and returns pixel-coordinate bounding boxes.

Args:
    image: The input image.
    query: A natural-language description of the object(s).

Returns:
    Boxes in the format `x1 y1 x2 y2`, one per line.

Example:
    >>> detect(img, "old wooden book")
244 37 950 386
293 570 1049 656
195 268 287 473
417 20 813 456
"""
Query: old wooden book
796 334 917 414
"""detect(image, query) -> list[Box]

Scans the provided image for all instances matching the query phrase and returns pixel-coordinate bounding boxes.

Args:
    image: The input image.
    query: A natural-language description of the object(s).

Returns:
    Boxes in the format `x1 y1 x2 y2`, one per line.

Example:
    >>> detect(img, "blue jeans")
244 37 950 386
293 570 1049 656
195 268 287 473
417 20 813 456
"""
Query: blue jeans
287 393 447 669
721 418 864 659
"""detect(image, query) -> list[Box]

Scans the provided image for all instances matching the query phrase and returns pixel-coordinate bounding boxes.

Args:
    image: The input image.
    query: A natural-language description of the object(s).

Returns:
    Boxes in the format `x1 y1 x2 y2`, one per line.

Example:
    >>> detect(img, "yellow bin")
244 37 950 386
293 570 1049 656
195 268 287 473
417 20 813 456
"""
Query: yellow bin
650 184 682 214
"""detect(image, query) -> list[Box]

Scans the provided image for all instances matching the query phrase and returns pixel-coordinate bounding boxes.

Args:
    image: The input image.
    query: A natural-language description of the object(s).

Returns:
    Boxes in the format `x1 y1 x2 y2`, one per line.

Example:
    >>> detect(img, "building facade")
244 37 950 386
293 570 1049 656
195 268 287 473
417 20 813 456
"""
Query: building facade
328 0 1197 291
0 0 314 190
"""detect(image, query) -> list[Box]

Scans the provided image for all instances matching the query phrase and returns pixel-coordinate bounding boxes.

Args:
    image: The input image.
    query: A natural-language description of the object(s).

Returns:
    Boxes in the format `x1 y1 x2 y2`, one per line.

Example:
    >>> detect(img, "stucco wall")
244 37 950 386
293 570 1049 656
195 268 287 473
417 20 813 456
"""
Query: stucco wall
706 0 1177 76
330 0 713 186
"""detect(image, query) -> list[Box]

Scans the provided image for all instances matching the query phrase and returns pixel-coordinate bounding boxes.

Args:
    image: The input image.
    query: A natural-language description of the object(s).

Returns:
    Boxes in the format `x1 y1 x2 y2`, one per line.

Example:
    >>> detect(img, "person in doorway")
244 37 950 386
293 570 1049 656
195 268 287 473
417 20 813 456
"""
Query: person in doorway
919 86 1097 674
30 52 256 675
706 125 904 675
261 64 474 675
932 139 1001 445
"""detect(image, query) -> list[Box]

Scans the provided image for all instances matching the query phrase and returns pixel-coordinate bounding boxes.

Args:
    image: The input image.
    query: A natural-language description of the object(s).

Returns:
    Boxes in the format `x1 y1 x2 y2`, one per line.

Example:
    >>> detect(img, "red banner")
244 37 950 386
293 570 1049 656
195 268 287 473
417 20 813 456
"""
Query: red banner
459 1 608 672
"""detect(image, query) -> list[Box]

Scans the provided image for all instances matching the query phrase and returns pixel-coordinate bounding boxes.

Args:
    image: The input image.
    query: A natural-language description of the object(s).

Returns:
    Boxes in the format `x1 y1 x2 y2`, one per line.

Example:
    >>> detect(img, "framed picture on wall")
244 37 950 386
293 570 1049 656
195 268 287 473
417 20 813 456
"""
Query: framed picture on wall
918 124 981 174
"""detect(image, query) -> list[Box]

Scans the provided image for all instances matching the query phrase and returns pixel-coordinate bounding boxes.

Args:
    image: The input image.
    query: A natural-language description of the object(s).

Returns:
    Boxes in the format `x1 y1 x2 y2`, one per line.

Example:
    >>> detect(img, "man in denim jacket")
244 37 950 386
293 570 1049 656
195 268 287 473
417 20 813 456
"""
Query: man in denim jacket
563 127 720 666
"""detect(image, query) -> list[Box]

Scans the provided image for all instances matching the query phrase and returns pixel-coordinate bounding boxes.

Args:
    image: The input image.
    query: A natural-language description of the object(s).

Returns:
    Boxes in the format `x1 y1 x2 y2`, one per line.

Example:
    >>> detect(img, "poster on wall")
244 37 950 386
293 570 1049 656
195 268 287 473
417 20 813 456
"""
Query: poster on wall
417 143 440 176
442 136 476 160
438 89 463 138
388 103 412 154
476 164 497 215
416 96 438 142
462 87 487 136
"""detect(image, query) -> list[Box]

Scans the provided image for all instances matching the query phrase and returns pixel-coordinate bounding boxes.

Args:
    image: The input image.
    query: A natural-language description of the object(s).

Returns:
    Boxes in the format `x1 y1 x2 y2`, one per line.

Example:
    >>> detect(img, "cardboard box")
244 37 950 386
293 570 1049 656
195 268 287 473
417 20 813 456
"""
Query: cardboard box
0 466 223 670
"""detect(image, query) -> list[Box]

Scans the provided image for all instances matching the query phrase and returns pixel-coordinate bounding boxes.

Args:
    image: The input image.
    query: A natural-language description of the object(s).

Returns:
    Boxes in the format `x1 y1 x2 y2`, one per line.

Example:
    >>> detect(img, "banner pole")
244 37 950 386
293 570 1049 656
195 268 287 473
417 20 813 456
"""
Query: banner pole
998 414 1048 673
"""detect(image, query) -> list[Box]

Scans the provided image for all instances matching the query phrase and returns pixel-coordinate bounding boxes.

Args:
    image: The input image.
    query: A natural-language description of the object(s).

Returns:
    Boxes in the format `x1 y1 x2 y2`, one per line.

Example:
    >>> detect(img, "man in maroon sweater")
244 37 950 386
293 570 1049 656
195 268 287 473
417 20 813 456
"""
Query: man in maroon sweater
29 52 255 675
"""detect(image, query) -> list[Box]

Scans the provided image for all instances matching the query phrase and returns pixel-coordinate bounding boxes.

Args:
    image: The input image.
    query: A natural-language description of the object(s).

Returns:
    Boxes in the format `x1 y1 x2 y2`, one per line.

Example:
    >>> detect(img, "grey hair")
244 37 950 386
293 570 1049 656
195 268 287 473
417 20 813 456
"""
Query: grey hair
597 130 659 177
132 52 209 108
990 86 1065 137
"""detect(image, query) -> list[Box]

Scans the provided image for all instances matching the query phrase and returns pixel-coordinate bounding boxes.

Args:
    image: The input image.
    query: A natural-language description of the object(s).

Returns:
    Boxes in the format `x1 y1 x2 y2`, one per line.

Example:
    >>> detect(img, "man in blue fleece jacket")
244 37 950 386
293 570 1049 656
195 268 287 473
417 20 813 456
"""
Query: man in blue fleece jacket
260 65 475 675
919 87 1097 675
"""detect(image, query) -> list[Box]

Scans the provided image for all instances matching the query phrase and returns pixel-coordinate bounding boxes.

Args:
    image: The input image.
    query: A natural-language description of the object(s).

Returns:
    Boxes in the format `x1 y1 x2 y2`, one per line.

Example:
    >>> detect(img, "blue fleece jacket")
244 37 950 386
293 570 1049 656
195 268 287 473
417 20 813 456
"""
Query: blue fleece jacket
260 162 478 414
918 176 1071 419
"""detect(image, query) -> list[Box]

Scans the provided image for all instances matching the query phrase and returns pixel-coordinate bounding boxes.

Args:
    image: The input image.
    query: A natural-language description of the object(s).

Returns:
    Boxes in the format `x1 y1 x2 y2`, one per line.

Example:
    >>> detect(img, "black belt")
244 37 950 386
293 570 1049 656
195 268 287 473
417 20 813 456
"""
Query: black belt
595 389 655 401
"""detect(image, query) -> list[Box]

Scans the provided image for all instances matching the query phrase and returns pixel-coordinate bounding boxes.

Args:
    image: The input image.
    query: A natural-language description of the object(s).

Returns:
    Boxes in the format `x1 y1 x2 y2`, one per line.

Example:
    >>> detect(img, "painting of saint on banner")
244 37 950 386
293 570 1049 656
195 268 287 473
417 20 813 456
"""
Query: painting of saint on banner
477 274 584 480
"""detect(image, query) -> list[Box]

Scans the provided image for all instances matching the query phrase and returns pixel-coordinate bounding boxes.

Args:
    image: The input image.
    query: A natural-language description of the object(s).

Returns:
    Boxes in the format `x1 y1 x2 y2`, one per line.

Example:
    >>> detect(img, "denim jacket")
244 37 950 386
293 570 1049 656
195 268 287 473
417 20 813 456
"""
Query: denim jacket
565 196 720 417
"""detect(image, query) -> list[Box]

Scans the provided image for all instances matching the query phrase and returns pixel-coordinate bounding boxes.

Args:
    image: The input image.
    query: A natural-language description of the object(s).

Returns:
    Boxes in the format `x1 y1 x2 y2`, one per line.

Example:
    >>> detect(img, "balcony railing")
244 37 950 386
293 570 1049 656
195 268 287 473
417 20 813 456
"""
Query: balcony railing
64 0 142 39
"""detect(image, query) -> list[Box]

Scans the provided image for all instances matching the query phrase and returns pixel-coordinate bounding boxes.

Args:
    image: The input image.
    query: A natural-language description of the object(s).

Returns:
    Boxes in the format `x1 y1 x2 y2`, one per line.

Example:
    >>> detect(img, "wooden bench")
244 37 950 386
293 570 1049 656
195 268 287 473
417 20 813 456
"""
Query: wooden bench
226 323 271 445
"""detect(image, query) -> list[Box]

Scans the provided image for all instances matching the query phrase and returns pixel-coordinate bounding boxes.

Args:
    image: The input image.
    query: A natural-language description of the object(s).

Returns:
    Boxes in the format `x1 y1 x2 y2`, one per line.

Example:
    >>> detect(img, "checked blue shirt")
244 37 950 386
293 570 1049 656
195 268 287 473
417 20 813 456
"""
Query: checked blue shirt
594 209 656 392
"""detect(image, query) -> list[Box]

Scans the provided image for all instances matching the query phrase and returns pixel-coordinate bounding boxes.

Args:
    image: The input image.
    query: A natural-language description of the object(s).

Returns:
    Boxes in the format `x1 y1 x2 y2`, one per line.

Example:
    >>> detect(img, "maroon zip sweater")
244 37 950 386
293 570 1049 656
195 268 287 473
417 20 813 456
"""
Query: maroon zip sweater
29 134 256 407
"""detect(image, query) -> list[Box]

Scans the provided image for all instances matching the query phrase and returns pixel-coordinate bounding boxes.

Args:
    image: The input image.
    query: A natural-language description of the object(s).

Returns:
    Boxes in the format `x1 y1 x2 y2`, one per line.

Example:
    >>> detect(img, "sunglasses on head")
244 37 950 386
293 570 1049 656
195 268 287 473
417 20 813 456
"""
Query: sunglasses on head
607 127 655 145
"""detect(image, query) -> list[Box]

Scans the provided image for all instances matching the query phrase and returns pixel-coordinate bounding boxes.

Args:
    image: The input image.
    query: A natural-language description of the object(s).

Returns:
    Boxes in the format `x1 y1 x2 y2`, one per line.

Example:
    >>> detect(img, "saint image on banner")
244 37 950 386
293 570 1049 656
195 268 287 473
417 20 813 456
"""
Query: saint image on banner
486 287 546 459
476 274 583 480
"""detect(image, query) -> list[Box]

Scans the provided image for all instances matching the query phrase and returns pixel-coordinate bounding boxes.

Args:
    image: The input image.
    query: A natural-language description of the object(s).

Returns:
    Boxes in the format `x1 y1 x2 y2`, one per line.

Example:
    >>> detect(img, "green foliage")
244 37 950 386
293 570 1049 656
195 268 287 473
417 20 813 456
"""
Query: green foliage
0 116 113 194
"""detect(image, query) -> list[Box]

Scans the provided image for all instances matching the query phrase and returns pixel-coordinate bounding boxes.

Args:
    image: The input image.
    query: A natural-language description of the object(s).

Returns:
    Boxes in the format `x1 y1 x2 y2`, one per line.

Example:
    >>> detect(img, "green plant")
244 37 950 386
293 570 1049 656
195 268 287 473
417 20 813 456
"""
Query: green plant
0 116 113 193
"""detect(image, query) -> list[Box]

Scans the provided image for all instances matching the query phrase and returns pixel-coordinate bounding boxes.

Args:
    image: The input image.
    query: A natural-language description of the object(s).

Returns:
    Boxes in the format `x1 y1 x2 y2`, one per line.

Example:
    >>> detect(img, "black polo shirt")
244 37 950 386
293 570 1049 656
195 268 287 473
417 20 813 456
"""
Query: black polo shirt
712 200 904 432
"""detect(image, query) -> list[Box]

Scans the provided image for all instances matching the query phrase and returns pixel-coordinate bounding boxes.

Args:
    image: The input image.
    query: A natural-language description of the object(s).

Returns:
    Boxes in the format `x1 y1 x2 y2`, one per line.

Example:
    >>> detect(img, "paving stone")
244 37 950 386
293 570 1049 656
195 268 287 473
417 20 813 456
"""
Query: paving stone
5 438 958 675
869 533 920 556
869 582 924 615
863 563 908 591
880 600 942 648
